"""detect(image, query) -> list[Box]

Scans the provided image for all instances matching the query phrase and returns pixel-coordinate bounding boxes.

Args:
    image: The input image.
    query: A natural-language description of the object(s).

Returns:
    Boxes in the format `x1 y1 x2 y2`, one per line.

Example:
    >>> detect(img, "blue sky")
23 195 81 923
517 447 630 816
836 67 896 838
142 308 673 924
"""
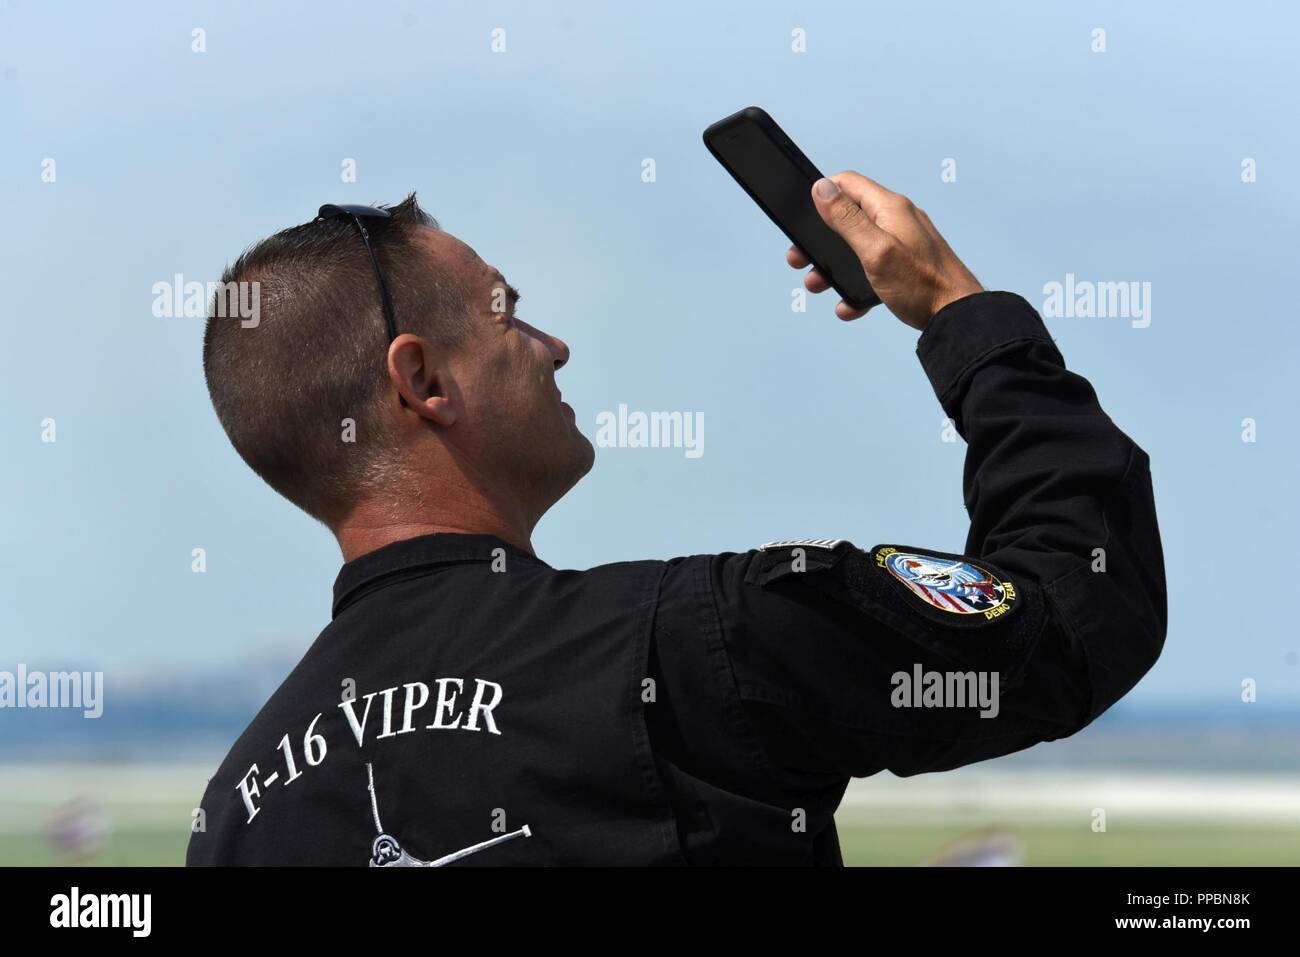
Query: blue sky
1 1 1297 705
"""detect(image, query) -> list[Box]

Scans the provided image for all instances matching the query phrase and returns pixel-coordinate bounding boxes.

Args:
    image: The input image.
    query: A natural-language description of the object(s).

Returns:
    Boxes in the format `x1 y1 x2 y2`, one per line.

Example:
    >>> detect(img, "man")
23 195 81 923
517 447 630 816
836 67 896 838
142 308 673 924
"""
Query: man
188 172 1165 866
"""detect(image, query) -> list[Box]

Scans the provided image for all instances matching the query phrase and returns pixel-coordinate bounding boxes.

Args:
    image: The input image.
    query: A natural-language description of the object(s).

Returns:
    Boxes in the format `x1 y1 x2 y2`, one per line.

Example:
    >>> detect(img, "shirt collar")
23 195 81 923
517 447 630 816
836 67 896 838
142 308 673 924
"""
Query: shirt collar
331 532 545 618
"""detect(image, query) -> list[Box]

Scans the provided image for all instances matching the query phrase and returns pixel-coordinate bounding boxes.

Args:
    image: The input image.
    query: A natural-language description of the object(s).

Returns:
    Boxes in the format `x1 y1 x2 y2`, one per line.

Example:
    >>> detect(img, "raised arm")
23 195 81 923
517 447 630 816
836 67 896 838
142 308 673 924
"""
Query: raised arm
654 174 1166 781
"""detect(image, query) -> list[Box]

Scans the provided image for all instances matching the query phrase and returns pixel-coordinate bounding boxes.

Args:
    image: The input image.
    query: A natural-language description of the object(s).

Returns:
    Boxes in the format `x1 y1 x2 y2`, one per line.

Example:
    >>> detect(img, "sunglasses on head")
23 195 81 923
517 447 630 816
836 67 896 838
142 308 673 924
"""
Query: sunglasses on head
317 203 401 343
318 203 409 407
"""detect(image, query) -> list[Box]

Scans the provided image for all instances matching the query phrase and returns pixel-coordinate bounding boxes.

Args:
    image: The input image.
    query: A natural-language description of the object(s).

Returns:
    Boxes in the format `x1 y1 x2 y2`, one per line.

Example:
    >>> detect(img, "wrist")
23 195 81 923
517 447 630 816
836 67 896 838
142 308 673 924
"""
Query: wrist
929 283 985 321
916 292 1059 404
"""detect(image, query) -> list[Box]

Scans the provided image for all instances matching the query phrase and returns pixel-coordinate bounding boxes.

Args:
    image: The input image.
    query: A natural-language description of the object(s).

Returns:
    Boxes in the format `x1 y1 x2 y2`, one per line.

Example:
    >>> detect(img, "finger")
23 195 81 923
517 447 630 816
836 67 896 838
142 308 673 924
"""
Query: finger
786 245 810 268
804 268 830 294
828 171 899 222
810 178 890 261
835 300 869 321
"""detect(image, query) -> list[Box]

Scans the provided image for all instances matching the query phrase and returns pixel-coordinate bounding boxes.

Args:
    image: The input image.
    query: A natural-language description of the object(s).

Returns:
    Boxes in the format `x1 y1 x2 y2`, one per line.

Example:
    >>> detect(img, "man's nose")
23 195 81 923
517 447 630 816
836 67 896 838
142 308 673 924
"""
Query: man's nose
548 335 569 369
518 318 571 369
549 333 571 370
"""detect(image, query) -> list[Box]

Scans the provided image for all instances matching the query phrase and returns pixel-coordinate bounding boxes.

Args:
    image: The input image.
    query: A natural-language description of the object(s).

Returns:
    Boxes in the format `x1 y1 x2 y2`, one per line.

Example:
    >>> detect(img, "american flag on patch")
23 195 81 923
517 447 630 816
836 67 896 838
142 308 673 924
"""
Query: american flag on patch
883 551 1006 615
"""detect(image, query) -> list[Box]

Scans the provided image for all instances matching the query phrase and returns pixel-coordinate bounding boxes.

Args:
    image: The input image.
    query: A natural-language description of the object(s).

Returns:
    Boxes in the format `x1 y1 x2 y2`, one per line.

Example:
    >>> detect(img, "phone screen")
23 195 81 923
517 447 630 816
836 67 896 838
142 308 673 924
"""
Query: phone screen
704 109 878 310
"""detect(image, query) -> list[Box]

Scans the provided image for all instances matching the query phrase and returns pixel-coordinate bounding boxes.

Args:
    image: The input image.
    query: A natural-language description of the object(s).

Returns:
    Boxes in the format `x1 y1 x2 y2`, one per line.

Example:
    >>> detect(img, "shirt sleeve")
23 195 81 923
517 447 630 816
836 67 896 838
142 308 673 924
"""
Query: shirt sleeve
684 291 1167 781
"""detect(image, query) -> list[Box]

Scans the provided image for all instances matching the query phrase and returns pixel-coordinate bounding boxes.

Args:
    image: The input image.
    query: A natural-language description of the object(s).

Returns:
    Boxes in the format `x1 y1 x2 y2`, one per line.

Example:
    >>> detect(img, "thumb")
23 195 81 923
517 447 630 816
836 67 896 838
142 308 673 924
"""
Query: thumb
811 177 885 257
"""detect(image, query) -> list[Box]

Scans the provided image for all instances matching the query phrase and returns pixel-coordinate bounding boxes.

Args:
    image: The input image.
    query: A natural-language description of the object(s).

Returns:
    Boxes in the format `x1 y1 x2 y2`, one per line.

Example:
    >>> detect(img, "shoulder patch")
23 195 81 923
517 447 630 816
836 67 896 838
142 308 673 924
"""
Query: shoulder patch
746 539 853 587
871 545 1018 622
759 538 846 551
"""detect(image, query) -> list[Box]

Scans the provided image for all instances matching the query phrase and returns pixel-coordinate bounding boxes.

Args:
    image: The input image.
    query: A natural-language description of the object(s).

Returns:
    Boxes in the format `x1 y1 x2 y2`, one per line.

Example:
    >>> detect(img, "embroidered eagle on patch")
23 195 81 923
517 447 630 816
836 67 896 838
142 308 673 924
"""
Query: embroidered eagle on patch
874 547 1017 618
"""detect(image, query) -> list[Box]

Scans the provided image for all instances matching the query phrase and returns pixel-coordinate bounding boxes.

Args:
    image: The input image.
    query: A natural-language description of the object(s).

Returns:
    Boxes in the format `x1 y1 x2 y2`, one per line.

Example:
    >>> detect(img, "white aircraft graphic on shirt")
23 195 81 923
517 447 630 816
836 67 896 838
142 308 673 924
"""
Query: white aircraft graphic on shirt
365 762 532 867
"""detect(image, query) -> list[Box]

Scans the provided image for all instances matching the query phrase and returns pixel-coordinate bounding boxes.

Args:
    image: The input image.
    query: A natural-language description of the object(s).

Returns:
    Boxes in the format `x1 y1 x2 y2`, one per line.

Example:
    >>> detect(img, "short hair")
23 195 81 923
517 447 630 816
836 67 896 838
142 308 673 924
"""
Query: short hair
202 194 471 525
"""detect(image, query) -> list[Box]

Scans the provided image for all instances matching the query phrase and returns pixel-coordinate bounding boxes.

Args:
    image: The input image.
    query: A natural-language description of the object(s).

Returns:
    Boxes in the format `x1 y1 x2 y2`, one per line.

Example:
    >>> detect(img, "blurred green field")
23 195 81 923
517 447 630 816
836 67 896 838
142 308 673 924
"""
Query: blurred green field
3 765 1298 866
837 823 1300 866
3 821 1299 866
0 829 187 867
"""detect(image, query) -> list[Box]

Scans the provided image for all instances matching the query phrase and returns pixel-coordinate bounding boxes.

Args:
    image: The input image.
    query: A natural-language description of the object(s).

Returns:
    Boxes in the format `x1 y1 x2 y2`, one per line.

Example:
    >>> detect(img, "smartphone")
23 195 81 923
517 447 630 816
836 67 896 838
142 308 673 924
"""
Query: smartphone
703 106 880 311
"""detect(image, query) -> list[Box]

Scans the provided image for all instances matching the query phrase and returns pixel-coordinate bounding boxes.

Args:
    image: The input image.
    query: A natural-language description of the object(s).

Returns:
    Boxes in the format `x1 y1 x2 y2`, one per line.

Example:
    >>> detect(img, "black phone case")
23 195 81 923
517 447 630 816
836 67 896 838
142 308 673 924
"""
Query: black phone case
703 106 880 311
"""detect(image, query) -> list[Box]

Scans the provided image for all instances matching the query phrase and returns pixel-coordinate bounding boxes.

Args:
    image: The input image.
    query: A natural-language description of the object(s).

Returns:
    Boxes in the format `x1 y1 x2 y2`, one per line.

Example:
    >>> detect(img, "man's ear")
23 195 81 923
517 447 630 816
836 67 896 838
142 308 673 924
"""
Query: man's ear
387 334 456 426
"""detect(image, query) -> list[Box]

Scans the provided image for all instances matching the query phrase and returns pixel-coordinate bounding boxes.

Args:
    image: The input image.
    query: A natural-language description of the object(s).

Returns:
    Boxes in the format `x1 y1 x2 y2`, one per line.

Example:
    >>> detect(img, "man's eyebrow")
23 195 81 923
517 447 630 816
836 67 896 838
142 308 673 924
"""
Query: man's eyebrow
490 272 521 310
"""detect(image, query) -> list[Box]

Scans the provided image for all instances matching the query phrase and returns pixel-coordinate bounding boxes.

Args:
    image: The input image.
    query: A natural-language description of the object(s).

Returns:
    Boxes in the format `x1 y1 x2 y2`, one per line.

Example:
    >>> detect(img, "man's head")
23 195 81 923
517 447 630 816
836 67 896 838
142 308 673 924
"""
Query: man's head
202 195 593 540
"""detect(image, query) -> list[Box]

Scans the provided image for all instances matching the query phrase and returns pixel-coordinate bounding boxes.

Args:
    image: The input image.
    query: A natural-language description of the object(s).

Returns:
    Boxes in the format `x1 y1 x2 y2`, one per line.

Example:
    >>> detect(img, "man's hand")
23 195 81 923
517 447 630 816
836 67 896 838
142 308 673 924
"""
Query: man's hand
787 171 983 331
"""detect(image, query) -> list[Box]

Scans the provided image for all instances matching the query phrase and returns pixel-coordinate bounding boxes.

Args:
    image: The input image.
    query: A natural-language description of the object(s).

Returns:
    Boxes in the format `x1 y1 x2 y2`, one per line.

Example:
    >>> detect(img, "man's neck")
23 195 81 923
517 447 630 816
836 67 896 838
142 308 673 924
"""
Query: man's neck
335 496 535 563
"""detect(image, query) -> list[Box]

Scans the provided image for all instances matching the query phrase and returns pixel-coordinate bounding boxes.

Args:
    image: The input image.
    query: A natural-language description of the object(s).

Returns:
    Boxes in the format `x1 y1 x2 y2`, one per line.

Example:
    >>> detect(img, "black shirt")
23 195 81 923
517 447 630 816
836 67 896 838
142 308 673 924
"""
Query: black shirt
187 291 1166 866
